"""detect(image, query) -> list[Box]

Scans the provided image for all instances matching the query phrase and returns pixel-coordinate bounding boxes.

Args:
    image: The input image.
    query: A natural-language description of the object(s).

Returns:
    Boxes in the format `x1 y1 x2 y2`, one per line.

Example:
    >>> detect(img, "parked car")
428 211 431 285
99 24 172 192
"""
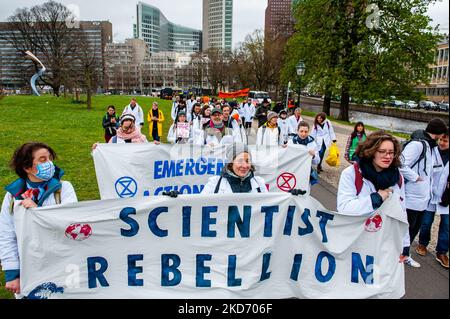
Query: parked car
390 100 405 108
248 91 271 105
404 101 418 109
419 100 437 111
438 102 449 112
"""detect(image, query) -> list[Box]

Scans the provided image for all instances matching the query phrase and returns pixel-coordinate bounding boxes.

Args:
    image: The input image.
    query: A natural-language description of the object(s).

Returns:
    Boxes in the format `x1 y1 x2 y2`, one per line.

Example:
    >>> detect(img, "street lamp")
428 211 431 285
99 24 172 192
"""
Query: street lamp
296 61 306 108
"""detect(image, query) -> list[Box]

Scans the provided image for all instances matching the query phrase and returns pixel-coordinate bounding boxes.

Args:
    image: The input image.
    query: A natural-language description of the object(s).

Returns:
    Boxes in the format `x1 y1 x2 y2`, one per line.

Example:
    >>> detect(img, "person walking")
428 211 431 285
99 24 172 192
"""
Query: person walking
201 143 268 194
310 112 336 173
416 129 449 268
147 102 165 143
102 105 119 143
400 118 448 267
122 98 144 128
344 122 367 164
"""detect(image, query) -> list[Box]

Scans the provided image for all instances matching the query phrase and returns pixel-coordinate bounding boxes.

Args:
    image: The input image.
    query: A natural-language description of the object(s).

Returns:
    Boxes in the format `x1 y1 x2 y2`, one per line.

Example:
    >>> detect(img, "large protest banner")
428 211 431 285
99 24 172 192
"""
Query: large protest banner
92 144 311 199
15 193 407 299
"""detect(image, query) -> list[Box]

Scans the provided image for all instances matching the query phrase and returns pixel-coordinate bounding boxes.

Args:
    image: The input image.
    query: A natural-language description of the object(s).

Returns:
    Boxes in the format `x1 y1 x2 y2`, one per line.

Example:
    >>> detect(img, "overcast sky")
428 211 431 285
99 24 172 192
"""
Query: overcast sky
0 0 448 48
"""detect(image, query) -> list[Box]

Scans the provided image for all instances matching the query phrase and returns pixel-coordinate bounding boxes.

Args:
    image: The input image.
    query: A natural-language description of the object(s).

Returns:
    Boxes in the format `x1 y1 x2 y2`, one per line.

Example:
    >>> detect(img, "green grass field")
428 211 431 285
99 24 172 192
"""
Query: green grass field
0 94 174 298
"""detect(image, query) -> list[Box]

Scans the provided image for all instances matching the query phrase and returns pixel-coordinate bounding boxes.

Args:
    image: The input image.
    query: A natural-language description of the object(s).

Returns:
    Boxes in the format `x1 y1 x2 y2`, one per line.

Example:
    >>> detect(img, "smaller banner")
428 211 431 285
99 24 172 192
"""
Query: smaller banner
218 88 250 99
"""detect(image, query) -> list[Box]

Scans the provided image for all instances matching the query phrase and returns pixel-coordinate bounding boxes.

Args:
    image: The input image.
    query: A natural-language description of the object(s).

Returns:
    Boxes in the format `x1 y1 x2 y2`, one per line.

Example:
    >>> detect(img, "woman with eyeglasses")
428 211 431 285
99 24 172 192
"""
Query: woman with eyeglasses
108 114 148 144
337 131 404 215
337 131 411 263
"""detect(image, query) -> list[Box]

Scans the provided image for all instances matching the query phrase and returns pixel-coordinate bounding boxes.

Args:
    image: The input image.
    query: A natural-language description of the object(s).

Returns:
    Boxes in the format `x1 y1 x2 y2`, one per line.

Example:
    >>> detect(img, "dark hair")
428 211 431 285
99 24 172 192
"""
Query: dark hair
201 105 211 117
297 121 310 130
10 142 57 179
107 105 115 111
351 122 365 139
314 112 327 127
355 131 401 167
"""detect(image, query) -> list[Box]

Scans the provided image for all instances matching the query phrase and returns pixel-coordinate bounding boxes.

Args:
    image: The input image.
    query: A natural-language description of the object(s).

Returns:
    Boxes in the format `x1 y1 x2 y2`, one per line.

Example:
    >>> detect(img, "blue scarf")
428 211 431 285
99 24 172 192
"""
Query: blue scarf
293 135 314 146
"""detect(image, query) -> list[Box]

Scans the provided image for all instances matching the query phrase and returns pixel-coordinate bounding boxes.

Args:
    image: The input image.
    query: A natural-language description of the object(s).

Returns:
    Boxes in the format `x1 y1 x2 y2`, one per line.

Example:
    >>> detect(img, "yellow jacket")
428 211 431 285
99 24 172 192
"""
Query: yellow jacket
147 109 165 137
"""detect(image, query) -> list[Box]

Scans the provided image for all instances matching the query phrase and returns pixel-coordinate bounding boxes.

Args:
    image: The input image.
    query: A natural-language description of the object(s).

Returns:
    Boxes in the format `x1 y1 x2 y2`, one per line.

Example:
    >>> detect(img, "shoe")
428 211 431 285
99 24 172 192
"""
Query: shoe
416 244 428 256
404 256 421 268
436 254 449 269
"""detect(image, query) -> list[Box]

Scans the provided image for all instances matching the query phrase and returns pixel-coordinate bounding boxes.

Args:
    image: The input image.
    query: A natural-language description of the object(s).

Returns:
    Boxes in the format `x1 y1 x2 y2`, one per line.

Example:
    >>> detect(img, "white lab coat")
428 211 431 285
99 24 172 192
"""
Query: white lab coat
337 165 409 247
0 182 77 272
277 118 292 144
400 141 435 211
202 175 268 194
310 119 336 148
240 103 255 123
287 115 303 135
288 137 320 165
256 126 282 146
122 104 144 126
435 161 449 215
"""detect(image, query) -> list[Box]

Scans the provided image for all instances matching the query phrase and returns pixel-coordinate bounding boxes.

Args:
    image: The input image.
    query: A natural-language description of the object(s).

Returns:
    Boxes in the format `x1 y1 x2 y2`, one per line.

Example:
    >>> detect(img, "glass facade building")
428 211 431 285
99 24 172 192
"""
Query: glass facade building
135 2 202 53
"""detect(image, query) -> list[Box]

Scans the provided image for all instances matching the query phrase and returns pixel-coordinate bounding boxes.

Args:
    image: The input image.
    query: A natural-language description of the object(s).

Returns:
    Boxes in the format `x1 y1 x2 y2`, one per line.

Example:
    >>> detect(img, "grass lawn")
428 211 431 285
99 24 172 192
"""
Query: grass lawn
0 94 174 299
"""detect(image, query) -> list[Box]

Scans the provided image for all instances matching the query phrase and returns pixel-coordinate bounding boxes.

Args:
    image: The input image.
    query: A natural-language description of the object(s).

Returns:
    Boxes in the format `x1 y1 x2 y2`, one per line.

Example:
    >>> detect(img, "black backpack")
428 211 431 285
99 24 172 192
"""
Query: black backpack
401 139 428 173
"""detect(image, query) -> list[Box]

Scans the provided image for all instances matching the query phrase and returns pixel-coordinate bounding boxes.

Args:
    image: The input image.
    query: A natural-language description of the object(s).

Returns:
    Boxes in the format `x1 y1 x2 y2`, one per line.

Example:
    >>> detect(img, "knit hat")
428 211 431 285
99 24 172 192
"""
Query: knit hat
426 118 448 135
226 143 251 163
267 111 278 121
278 109 288 116
177 110 186 116
120 113 136 124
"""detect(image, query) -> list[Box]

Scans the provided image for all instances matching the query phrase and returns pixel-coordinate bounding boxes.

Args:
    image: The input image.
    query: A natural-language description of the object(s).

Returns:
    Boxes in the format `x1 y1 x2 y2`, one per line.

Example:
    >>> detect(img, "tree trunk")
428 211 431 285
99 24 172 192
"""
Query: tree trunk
338 86 350 121
87 89 92 110
323 89 332 116
52 85 60 97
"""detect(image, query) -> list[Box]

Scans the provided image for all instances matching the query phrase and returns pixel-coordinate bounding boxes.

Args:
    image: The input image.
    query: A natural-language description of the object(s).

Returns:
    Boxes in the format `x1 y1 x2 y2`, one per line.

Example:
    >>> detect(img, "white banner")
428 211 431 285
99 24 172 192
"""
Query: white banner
15 193 408 299
92 144 312 199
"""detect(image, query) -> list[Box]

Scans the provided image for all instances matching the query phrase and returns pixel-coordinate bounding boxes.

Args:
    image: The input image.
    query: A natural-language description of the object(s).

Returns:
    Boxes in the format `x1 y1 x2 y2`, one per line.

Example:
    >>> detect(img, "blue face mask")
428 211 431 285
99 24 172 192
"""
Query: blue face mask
33 161 55 181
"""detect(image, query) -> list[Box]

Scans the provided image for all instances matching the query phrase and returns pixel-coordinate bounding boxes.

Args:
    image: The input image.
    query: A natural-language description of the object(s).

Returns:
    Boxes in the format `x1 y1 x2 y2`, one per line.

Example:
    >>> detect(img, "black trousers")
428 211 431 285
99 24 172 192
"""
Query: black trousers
407 208 425 245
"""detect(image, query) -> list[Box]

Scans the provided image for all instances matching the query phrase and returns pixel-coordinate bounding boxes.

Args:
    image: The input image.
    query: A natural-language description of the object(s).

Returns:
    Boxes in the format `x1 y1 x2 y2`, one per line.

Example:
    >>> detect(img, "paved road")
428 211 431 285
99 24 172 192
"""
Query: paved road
312 179 449 299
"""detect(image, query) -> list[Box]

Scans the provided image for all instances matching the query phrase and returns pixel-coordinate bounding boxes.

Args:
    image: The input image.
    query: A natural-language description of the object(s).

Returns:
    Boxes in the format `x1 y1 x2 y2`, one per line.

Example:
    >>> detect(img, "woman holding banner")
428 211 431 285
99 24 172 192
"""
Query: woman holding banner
0 142 78 296
202 143 268 194
336 131 416 267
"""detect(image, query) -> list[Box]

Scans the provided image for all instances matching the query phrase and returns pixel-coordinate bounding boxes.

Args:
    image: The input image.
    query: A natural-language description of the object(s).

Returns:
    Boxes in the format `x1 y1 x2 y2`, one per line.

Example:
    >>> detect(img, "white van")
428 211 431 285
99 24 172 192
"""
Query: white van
248 91 271 105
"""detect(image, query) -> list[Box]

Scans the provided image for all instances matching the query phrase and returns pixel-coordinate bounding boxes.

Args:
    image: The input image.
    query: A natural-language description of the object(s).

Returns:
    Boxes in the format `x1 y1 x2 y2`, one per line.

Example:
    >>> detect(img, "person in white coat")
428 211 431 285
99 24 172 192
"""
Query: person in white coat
122 98 144 128
310 112 336 173
256 111 284 146
277 109 292 145
287 108 304 137
337 131 414 266
202 143 268 194
240 98 255 136
167 111 191 144
288 121 320 165
194 108 235 146
400 118 447 265
0 142 78 297
417 129 449 268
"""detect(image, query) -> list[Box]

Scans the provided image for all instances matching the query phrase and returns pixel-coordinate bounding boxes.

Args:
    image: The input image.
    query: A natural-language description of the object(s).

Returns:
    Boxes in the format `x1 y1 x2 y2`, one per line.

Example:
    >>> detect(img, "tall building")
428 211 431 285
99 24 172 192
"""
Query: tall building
416 36 449 103
0 21 112 91
202 0 233 51
264 0 295 40
134 2 202 53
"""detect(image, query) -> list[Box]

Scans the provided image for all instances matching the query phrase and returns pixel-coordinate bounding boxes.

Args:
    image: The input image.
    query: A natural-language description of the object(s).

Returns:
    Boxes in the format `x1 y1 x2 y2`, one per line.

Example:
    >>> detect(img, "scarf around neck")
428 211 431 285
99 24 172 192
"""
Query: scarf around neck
221 168 254 193
359 158 400 191
116 127 146 143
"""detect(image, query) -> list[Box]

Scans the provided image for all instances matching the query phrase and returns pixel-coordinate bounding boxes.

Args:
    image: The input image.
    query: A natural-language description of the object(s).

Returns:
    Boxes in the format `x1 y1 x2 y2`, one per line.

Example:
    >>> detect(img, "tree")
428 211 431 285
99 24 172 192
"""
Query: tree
4 1 80 96
283 0 441 121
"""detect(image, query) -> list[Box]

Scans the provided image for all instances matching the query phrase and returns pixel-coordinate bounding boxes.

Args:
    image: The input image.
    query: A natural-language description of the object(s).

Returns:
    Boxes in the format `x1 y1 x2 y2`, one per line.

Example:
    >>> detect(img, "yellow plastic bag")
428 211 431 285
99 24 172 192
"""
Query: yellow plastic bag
325 142 340 167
